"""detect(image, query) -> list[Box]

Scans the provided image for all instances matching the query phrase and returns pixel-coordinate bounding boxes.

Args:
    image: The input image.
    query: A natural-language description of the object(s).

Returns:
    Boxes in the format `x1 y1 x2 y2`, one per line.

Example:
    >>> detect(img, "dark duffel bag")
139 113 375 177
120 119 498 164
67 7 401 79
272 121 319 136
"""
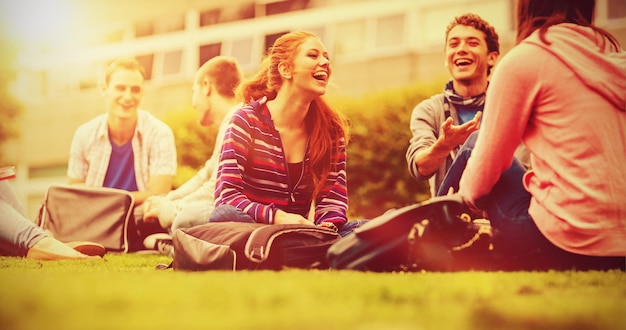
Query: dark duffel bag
327 194 494 272
173 222 341 271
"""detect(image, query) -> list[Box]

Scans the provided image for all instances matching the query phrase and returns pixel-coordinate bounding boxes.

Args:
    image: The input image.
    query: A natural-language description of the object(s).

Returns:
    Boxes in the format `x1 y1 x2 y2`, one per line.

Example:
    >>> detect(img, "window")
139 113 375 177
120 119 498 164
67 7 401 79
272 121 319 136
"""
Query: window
608 0 626 19
304 26 328 48
422 2 510 49
103 30 125 44
471 2 511 36
375 14 405 49
422 7 460 47
230 3 256 21
134 21 154 38
509 0 516 31
161 50 183 76
265 0 311 16
306 26 326 42
264 31 289 53
154 14 185 34
199 43 222 67
199 2 255 26
135 54 154 80
334 19 366 58
199 8 221 26
230 37 255 68
135 14 184 38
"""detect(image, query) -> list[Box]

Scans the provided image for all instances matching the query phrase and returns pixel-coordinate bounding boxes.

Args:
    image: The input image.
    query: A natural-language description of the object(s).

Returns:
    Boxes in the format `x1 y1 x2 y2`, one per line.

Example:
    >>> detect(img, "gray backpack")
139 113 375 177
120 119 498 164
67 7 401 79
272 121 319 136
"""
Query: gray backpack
172 222 341 271
37 184 135 252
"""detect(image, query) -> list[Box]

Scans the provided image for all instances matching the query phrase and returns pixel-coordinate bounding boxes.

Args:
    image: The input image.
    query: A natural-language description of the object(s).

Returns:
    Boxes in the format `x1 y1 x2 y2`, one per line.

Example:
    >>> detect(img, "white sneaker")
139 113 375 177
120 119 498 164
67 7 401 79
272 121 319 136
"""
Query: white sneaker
143 233 172 250
156 239 174 257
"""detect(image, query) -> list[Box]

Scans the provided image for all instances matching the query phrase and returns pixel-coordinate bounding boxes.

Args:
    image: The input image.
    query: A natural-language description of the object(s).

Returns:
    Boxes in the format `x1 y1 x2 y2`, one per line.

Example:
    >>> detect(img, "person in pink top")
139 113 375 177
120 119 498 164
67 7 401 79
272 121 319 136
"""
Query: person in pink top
439 0 625 270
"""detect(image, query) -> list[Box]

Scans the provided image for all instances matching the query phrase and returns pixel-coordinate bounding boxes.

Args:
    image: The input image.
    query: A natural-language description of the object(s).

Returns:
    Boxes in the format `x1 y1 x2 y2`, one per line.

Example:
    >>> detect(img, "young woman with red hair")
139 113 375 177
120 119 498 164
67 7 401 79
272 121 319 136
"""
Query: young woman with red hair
210 31 364 236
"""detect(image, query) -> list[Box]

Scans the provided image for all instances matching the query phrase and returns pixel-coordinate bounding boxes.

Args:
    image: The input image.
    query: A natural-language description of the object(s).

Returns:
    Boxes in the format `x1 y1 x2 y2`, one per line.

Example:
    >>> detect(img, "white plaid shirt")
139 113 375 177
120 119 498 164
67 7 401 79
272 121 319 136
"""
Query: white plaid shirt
67 110 177 191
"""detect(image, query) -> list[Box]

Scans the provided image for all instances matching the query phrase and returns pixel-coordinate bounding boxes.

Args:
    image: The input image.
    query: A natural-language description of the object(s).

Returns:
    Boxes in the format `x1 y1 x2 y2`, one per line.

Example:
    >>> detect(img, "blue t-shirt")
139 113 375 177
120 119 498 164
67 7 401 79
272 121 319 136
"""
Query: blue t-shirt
103 139 138 191
457 105 483 124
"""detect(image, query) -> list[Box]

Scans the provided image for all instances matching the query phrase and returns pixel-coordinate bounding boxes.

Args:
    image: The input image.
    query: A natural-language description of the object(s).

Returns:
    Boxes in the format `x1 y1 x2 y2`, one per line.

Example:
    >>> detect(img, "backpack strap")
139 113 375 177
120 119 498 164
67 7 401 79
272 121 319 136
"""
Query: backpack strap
156 261 173 270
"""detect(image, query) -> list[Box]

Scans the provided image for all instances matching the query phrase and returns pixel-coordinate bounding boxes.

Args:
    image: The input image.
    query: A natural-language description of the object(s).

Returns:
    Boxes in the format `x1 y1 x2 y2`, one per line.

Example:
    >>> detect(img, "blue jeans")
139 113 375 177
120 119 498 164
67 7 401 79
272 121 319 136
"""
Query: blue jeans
209 204 367 237
437 132 624 271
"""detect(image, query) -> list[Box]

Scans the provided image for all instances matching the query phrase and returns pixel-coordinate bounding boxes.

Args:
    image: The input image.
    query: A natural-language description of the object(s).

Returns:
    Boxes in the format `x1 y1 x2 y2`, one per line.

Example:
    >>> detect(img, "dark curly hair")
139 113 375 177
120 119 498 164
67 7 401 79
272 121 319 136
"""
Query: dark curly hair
445 13 500 75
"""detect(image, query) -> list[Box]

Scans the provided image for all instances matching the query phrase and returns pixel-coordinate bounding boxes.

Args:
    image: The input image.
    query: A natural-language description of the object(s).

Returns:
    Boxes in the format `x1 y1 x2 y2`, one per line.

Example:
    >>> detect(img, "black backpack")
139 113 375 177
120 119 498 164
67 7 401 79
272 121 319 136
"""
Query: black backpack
172 222 341 271
326 194 494 272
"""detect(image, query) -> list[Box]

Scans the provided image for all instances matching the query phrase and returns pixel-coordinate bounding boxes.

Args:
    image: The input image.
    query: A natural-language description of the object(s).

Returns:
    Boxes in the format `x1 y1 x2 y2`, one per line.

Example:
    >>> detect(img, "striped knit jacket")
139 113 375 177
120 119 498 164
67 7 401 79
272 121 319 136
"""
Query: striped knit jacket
213 98 348 226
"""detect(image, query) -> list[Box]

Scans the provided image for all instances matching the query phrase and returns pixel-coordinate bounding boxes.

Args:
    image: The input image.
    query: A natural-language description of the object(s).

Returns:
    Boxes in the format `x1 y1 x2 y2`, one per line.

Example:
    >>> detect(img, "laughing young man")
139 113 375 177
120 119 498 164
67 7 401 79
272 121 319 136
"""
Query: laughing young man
68 57 176 204
67 58 177 250
406 13 500 197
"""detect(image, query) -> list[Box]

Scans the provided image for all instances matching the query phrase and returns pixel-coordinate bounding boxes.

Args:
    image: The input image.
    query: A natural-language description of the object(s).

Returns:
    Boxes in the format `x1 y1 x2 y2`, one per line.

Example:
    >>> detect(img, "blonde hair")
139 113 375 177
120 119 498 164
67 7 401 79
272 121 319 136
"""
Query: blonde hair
104 57 145 85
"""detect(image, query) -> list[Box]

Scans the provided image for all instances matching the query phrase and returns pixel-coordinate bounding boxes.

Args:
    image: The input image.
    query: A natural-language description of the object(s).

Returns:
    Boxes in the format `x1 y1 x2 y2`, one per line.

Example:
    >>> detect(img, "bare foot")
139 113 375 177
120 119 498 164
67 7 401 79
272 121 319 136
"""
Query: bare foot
26 237 101 261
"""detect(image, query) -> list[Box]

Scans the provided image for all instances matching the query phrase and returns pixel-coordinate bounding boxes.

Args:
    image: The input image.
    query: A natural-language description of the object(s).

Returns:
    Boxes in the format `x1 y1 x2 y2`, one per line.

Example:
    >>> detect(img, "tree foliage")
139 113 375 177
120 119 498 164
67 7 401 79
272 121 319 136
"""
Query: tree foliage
160 108 217 188
0 34 21 163
329 82 441 219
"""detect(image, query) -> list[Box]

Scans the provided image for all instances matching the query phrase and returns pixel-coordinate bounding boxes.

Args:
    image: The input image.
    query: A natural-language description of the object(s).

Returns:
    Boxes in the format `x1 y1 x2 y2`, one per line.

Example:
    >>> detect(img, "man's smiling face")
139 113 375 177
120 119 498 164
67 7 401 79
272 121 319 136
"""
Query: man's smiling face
103 69 144 120
445 25 497 85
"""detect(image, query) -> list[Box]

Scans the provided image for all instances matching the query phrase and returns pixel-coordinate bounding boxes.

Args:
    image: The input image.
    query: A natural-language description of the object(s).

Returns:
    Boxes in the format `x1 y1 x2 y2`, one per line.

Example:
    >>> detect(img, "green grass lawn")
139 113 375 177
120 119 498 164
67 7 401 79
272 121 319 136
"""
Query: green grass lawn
0 254 624 330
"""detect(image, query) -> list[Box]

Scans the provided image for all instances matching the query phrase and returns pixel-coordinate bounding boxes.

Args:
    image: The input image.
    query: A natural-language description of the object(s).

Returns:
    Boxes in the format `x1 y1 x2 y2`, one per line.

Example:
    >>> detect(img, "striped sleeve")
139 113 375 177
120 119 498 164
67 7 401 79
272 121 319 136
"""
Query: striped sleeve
214 109 277 224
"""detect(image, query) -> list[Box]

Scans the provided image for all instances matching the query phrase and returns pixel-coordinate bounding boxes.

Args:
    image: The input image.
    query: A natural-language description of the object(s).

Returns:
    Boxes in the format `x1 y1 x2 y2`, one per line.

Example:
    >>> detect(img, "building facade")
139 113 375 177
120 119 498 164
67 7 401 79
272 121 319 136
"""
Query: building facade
4 0 625 217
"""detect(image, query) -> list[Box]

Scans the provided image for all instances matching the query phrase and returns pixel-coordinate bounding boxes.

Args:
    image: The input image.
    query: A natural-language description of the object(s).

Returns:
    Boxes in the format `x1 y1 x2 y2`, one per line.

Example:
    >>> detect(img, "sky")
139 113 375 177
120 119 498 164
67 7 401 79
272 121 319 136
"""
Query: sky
0 0 234 51
0 0 76 47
